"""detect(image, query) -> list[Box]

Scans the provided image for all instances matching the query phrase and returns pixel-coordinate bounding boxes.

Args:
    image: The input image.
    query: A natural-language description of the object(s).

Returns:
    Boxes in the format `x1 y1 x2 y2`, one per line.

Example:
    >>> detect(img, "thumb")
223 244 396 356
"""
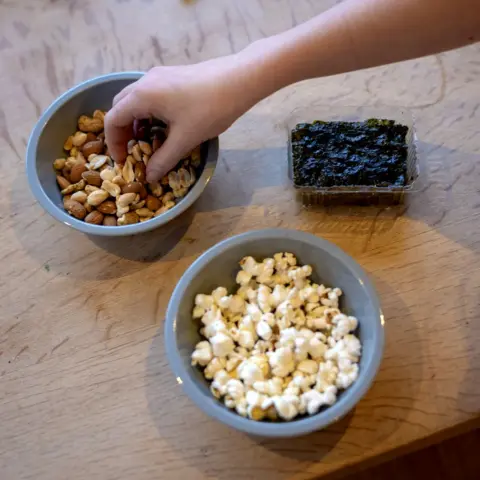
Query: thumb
146 126 195 183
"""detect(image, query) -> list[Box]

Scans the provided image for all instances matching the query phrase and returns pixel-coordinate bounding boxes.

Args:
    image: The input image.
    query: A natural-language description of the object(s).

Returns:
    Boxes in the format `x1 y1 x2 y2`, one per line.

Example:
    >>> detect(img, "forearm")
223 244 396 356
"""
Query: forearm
236 0 480 106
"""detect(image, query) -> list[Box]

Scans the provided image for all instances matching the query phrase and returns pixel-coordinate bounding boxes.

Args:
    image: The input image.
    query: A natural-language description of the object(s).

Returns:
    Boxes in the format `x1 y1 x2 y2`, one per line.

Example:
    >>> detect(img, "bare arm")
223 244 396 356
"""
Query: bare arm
238 0 480 103
105 0 480 182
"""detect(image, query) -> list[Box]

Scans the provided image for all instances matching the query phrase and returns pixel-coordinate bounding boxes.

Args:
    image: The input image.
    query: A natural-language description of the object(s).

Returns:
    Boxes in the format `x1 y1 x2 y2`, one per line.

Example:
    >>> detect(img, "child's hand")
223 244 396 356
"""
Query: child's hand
105 56 251 182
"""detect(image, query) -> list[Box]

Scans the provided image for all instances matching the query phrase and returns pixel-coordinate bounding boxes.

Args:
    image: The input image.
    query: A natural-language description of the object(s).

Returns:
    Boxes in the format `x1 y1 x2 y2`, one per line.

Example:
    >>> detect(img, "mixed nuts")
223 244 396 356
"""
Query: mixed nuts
53 111 202 226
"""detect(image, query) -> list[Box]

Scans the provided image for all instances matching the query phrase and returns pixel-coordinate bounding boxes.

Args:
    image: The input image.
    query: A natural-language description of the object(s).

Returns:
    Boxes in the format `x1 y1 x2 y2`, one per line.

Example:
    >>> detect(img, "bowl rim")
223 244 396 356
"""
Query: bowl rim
26 71 218 236
165 228 385 437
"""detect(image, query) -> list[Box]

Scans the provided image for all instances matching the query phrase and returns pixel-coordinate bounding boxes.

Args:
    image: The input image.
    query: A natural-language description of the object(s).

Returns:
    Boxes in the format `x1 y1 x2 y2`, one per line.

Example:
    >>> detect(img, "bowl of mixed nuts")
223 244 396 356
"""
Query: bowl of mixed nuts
26 72 218 236
165 229 384 437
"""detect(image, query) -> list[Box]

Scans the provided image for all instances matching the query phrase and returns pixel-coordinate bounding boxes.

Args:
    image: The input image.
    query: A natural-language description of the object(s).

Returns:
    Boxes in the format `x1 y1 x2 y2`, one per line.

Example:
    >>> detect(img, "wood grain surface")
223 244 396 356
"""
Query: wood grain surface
0 0 479 479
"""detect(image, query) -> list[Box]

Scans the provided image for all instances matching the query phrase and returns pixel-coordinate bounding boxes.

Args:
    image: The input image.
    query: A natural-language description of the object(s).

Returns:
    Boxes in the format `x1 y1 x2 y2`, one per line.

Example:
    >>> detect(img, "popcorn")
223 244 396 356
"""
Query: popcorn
191 341 213 366
210 332 234 357
190 253 362 422
256 320 273 340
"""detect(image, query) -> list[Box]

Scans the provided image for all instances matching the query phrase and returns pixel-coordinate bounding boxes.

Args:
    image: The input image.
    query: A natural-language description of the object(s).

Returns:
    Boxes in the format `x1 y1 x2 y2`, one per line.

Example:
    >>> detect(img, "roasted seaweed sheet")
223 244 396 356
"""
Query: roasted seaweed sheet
291 119 409 188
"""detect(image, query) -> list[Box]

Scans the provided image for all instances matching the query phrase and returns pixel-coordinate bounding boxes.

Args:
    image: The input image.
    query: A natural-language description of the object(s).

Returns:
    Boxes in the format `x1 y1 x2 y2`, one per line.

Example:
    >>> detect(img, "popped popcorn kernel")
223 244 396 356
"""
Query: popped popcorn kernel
190 252 362 422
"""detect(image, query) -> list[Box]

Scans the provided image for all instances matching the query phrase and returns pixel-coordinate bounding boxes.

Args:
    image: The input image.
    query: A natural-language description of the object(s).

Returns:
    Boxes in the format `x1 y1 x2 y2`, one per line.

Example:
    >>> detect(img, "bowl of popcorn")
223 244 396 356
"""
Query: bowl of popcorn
165 228 384 437
26 72 218 236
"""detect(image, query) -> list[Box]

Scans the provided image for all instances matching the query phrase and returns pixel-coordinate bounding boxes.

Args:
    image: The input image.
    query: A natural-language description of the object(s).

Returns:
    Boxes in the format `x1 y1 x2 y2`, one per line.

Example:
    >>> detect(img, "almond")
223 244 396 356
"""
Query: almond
85 210 104 225
64 199 87 220
103 215 117 226
61 168 71 182
97 200 117 215
82 170 102 187
70 162 88 183
86 132 97 143
146 195 161 211
56 175 71 190
82 139 104 157
122 182 143 194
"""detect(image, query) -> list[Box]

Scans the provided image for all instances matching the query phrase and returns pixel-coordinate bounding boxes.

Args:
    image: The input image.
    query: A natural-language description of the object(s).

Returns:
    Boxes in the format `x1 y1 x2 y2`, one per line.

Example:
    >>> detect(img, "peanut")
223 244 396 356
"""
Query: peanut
132 144 142 163
87 189 109 206
93 110 105 121
85 210 104 225
154 201 175 216
63 136 74 151
101 180 121 198
89 154 109 170
72 131 88 147
85 185 100 194
122 158 135 183
131 200 145 210
55 110 201 227
78 115 103 133
71 190 88 204
149 182 163 197
64 199 87 220
136 208 154 219
116 205 129 217
112 175 126 187
118 212 139 225
100 167 116 182
138 140 152 156
127 139 136 155
53 158 66 170
173 187 189 198
117 192 137 208
61 179 86 195
162 191 175 204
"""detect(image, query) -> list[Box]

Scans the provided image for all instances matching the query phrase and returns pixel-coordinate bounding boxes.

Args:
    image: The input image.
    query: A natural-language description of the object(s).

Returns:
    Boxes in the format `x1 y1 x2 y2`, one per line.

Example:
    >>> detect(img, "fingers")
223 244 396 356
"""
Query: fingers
112 83 136 107
105 92 149 163
146 126 194 183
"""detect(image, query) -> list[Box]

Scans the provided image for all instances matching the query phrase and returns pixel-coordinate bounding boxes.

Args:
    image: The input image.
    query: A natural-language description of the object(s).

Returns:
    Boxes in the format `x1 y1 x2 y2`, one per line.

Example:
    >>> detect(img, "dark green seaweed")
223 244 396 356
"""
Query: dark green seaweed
291 119 409 188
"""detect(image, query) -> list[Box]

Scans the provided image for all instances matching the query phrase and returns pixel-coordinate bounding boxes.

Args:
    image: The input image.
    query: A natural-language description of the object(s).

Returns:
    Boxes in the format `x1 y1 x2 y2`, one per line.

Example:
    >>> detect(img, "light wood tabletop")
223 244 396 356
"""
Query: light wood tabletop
1 1 479 479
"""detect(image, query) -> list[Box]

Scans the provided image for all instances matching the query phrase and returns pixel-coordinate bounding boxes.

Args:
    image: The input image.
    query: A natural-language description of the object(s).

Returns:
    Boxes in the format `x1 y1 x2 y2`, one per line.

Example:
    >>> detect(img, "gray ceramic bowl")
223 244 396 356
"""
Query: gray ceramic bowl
26 72 218 236
165 228 384 437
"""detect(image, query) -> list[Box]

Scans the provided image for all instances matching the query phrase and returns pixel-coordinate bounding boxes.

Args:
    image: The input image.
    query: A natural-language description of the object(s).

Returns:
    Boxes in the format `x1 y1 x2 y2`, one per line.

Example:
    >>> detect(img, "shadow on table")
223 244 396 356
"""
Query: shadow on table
145 275 420 479
87 208 195 262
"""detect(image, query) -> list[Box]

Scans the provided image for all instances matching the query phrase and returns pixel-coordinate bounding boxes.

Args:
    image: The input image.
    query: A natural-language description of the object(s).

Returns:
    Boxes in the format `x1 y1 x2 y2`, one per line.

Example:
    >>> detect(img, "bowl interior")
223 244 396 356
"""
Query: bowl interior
36 79 135 213
168 231 383 435
31 75 212 235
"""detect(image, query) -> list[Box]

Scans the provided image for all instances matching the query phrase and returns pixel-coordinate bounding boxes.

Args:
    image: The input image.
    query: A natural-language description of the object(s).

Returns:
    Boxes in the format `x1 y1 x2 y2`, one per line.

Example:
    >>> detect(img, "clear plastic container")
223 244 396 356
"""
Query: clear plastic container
286 105 420 206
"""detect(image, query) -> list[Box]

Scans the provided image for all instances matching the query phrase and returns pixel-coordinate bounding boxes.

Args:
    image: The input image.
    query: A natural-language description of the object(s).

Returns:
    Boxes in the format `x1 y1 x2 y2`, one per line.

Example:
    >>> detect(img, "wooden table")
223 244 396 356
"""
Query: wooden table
1 1 479 478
